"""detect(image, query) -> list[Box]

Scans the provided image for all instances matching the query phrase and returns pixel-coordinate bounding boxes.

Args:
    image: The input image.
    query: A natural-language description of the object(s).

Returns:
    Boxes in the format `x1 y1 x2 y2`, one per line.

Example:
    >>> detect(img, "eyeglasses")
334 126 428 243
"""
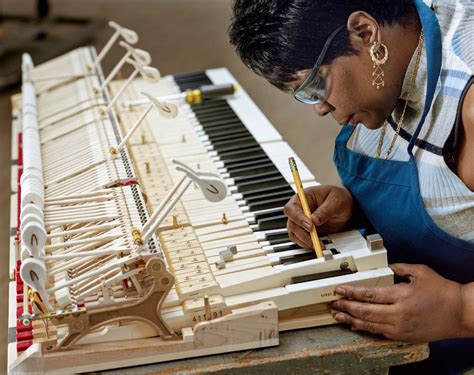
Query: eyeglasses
293 25 345 105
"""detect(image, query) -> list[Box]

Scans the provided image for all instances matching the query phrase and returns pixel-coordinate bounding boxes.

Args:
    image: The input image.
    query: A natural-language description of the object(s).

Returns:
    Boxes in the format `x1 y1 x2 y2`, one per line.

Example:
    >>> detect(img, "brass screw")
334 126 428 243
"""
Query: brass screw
204 295 212 321
172 214 179 229
221 213 228 224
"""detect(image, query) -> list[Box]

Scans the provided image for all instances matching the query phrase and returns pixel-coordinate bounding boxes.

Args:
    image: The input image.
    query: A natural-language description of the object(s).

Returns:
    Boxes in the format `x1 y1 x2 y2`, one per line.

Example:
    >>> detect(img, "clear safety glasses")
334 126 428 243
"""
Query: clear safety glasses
293 25 345 104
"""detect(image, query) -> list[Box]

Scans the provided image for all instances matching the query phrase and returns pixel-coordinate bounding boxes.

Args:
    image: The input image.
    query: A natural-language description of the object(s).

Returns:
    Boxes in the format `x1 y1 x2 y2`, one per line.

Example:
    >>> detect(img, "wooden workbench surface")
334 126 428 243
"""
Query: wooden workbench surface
99 325 429 374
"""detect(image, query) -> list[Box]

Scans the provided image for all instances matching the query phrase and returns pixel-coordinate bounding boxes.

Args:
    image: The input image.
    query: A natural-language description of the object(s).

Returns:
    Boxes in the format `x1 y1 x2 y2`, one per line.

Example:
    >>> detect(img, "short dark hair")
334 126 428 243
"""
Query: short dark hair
229 0 414 91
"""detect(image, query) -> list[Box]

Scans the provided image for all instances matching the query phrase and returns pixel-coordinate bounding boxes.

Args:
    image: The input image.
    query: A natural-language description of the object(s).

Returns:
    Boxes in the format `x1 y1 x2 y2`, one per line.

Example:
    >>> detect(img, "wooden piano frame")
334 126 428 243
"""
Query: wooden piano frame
8 44 392 374
10 260 279 373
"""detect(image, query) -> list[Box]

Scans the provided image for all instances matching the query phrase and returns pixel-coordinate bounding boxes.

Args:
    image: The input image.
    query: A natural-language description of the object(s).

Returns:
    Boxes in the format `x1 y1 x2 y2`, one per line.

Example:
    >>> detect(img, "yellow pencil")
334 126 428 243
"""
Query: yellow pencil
288 157 324 258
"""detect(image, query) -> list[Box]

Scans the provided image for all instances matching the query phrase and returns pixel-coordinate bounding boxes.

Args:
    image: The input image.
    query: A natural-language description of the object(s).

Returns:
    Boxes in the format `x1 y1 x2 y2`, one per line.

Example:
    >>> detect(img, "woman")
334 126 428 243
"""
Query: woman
229 0 473 373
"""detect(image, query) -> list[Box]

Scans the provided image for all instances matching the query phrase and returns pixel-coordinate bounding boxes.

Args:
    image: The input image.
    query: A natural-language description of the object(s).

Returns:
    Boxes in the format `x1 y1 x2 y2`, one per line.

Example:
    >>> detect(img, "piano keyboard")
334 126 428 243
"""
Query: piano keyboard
109 68 392 332
172 72 318 264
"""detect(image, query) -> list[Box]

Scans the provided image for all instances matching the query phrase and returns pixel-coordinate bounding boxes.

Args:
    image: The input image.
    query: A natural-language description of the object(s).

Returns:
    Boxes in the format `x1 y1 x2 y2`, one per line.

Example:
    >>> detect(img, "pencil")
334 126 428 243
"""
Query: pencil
288 157 324 258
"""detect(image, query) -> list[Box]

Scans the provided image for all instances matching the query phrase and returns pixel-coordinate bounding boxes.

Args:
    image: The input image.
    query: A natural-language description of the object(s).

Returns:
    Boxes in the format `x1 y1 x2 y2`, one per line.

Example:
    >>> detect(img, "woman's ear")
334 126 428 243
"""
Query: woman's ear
347 11 380 49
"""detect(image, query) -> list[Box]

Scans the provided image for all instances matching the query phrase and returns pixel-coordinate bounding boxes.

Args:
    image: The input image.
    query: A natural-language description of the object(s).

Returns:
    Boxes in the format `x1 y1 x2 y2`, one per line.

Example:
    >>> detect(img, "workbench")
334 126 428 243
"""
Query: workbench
100 325 429 374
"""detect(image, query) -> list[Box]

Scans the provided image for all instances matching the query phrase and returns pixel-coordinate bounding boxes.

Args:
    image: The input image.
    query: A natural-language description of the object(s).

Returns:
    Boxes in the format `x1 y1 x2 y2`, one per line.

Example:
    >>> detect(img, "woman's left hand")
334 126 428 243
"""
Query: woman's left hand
330 263 464 343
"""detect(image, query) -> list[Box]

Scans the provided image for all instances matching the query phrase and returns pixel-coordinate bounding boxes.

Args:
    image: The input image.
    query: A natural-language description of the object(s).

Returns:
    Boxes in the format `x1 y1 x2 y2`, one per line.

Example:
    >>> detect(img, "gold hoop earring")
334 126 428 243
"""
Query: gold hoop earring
369 41 389 89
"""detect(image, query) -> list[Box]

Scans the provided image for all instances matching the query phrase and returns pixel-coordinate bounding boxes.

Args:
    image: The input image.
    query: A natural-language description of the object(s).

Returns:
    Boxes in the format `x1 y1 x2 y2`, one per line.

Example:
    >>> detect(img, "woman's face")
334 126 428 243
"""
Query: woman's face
292 11 413 130
296 52 403 130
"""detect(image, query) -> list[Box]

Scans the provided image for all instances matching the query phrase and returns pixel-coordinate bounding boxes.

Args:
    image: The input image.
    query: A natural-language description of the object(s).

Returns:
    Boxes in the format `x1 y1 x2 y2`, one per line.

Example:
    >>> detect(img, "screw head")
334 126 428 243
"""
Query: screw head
152 262 161 271
340 261 349 270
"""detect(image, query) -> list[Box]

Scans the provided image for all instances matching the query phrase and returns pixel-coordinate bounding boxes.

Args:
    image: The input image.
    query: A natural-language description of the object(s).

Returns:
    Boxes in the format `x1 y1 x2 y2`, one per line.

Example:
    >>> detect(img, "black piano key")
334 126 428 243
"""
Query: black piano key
217 146 265 161
201 128 248 142
254 208 284 221
209 133 255 146
243 186 294 201
191 101 234 111
280 252 316 265
223 156 270 170
205 128 249 140
265 232 290 242
174 73 212 88
195 111 238 123
233 170 281 184
197 108 237 118
224 156 267 173
234 176 288 194
211 137 259 153
179 80 214 90
195 111 237 122
244 189 294 205
268 238 294 246
192 102 235 112
226 160 273 172
191 102 229 114
200 119 245 134
248 196 291 211
174 71 210 81
291 269 354 284
193 106 233 116
241 184 294 200
191 98 227 109
257 214 288 231
227 163 277 178
271 243 301 252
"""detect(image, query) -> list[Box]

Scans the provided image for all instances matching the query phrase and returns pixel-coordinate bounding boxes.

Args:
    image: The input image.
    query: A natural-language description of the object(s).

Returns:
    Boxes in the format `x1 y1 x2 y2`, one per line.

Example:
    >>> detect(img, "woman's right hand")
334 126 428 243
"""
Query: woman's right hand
283 185 354 249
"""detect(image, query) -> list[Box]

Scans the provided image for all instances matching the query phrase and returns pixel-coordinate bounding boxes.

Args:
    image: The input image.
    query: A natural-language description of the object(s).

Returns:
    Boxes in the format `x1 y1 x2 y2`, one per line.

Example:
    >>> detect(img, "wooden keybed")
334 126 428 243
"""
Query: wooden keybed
8 30 393 374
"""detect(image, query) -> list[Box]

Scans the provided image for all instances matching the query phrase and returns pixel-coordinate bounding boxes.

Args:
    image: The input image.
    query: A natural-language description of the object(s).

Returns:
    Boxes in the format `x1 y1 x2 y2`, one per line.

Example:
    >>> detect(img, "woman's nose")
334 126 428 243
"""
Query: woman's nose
313 101 334 117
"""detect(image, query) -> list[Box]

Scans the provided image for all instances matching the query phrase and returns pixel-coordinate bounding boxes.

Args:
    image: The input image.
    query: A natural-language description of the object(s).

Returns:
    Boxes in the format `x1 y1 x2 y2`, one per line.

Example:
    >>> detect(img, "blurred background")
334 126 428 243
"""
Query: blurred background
0 0 340 371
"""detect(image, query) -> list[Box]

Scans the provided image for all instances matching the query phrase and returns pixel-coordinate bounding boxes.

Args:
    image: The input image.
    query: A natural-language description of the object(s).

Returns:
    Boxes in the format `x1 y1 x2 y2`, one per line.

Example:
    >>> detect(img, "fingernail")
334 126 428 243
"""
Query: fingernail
312 215 321 226
329 301 339 309
335 313 346 323
335 287 346 296
302 221 312 231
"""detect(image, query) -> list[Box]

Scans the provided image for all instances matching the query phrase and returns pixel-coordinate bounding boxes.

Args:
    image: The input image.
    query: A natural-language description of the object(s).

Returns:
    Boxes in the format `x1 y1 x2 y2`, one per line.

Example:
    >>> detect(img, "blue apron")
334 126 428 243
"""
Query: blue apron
333 0 474 373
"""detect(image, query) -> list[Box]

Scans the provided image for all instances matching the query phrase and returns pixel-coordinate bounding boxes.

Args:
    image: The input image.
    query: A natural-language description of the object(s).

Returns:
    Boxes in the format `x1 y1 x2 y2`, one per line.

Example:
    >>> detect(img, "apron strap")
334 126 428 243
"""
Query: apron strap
408 0 443 156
